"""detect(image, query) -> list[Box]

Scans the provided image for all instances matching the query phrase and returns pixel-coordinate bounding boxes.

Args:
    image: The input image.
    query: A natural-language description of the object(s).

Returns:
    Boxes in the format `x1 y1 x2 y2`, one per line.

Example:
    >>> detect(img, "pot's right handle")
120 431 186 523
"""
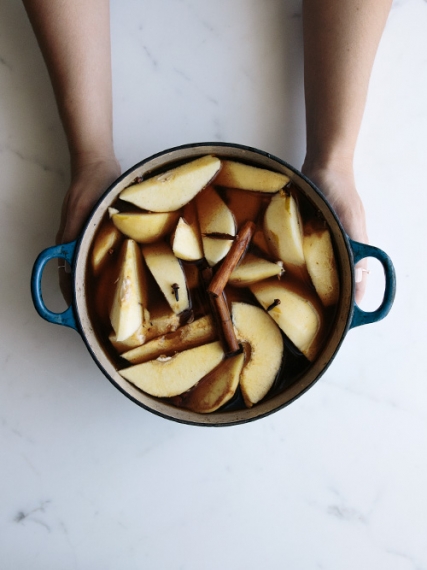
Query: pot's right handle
349 239 396 329
31 241 79 331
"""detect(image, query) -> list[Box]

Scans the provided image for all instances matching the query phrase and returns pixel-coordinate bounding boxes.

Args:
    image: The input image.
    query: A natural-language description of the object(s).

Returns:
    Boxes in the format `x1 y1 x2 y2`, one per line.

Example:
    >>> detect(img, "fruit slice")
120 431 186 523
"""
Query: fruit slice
109 239 149 342
250 276 323 361
145 305 181 341
109 321 148 353
231 302 284 407
178 352 245 413
215 160 290 192
111 303 182 353
196 186 236 266
119 155 221 212
111 302 181 352
121 315 217 364
263 190 306 275
224 188 263 229
91 220 122 275
141 242 190 314
172 217 204 261
303 223 340 306
119 341 224 398
108 207 119 217
111 211 179 243
229 253 284 287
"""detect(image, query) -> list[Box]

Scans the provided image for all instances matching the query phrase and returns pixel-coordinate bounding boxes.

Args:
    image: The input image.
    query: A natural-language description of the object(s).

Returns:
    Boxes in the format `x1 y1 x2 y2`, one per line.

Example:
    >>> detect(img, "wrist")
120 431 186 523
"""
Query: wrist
302 151 355 180
70 148 118 177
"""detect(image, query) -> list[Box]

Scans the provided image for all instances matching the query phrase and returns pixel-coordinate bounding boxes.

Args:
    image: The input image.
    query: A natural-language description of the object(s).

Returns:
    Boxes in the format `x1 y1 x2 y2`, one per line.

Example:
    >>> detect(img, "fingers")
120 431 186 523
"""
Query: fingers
354 260 368 304
58 264 73 305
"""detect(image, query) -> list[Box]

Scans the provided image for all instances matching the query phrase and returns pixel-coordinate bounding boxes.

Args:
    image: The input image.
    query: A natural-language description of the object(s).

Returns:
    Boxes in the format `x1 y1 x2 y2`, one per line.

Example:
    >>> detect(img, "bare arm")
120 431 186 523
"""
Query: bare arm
23 0 120 245
302 0 392 301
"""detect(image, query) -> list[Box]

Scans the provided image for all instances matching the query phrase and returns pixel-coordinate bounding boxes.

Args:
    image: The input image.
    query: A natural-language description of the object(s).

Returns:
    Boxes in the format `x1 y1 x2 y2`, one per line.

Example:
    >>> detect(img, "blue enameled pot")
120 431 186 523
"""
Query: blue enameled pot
31 143 396 426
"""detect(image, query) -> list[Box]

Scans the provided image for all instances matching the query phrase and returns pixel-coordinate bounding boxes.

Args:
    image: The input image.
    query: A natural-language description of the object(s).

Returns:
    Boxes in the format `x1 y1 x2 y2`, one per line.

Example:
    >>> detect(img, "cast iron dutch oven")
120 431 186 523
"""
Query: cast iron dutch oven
31 143 396 426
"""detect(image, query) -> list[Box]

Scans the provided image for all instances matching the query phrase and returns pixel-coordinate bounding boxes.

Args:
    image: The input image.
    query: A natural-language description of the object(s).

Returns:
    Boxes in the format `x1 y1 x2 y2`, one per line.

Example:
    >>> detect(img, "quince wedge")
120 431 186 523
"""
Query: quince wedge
141 241 190 315
109 239 149 342
119 155 221 212
263 190 306 276
111 211 179 244
196 186 236 266
229 253 284 287
303 222 340 307
109 323 148 353
231 302 284 407
250 276 324 362
177 351 245 413
172 217 204 261
215 159 290 192
121 315 217 365
119 341 224 398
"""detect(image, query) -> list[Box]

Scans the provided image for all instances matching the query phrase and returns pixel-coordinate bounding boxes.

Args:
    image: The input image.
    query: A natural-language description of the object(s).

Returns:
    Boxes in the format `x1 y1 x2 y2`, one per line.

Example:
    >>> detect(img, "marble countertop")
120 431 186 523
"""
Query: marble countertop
1 0 426 568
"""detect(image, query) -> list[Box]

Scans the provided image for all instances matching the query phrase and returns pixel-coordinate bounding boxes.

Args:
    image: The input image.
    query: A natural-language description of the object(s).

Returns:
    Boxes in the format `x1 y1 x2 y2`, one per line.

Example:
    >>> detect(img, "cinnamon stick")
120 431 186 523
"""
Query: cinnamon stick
200 265 240 354
213 293 240 354
207 220 256 298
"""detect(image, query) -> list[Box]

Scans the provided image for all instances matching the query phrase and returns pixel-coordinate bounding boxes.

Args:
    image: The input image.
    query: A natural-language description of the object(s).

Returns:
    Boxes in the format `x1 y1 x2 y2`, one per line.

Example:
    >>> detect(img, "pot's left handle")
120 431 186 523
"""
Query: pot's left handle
31 241 79 331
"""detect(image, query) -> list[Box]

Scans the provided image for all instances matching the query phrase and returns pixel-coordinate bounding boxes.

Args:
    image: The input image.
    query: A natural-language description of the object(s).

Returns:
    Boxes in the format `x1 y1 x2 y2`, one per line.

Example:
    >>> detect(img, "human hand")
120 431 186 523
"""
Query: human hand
301 163 369 304
56 155 121 303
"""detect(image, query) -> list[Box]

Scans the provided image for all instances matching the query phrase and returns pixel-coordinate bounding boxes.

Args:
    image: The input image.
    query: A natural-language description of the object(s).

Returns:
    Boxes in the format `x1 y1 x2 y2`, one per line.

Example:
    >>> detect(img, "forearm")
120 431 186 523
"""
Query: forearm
302 0 392 171
22 0 115 169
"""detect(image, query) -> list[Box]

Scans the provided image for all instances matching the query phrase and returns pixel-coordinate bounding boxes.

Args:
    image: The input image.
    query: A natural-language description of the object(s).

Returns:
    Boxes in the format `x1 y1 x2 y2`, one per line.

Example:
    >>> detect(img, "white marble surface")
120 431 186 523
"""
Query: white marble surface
1 0 426 568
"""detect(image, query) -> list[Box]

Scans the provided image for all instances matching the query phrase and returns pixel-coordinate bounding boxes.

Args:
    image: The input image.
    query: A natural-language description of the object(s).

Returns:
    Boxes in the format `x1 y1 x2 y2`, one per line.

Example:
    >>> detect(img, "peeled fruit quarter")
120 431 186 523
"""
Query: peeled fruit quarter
196 186 236 266
145 307 180 341
250 277 323 362
172 217 204 261
303 227 340 307
201 236 234 269
179 352 245 413
229 253 284 287
121 315 217 365
109 321 149 353
109 239 149 342
119 341 224 398
215 159 290 192
231 302 284 407
142 242 190 314
119 155 221 212
263 191 305 270
112 211 179 243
